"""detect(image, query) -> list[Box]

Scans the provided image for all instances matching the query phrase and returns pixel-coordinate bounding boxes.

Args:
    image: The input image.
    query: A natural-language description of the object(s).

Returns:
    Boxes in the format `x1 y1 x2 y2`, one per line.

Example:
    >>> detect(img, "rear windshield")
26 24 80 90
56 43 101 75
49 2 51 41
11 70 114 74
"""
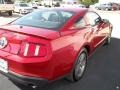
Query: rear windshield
12 10 75 30
19 3 29 7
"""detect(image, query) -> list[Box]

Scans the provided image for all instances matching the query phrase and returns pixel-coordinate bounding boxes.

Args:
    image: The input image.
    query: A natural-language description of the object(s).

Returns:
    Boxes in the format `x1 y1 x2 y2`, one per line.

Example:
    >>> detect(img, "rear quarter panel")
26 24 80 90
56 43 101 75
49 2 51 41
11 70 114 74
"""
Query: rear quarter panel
50 29 92 80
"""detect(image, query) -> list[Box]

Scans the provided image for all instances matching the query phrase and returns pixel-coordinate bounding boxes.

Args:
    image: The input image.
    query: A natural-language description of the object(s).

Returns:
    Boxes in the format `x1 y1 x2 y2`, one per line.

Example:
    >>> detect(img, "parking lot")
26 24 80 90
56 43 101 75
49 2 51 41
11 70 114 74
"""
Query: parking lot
0 10 120 90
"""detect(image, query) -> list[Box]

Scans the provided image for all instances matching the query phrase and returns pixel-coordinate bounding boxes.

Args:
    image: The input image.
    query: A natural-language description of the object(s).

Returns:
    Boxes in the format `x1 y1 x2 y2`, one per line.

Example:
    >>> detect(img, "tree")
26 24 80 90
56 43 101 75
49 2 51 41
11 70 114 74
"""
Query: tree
80 0 98 5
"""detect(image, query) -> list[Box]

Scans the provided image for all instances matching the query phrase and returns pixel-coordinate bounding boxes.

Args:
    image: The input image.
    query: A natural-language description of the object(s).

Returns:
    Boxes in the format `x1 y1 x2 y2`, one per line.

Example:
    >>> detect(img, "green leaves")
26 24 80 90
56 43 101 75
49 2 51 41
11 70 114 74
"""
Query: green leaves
80 0 98 5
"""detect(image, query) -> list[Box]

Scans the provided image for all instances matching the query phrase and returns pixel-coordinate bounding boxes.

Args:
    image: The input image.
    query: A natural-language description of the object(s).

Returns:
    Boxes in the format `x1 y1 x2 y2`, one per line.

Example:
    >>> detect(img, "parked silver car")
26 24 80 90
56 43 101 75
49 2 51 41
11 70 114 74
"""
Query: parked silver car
95 2 120 11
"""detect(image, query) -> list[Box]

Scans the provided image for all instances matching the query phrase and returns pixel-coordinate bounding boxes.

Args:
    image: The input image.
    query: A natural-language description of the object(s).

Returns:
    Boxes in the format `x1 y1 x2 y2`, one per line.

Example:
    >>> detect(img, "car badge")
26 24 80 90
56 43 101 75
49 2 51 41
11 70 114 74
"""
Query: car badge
0 37 8 49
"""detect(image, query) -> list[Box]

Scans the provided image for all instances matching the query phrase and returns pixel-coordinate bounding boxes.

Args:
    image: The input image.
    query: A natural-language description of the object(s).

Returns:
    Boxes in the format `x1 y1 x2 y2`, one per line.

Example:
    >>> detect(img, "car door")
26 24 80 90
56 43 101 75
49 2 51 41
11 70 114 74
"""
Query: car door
85 11 107 48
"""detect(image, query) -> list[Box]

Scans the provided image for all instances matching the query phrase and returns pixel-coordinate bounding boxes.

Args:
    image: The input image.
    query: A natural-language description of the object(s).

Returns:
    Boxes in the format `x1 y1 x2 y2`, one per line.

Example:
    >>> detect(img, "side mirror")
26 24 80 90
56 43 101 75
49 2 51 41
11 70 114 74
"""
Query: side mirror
90 17 102 26
95 17 102 24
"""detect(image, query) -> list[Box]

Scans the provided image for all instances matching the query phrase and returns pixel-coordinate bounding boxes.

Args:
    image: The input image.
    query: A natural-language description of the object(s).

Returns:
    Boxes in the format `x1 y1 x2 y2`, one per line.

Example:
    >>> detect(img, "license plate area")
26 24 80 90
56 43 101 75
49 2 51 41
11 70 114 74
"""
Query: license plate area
0 59 8 73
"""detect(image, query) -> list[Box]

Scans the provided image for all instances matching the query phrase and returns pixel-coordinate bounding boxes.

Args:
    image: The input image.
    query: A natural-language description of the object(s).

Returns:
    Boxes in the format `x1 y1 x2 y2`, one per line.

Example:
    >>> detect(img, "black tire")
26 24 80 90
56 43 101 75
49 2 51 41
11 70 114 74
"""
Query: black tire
105 8 109 11
104 35 111 45
8 11 12 16
104 26 112 45
44 3 46 7
66 48 88 82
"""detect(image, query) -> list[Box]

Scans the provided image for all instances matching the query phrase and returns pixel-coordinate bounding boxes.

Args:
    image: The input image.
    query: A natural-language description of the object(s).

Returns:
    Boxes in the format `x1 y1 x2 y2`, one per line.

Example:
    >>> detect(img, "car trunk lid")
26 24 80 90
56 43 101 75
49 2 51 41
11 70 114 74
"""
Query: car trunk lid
0 24 60 55
0 24 60 40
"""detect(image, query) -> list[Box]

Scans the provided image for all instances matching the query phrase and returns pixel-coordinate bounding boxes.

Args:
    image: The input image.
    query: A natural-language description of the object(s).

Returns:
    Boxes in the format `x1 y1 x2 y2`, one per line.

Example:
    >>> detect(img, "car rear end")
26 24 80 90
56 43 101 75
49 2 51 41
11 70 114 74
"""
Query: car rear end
0 9 76 86
0 25 58 86
111 3 120 10
18 3 33 14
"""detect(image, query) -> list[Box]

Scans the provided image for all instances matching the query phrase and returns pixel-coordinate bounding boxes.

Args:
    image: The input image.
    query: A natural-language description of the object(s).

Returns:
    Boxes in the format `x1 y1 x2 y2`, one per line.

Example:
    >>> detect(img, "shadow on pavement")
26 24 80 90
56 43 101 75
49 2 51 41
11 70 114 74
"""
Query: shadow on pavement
0 13 22 18
12 37 120 90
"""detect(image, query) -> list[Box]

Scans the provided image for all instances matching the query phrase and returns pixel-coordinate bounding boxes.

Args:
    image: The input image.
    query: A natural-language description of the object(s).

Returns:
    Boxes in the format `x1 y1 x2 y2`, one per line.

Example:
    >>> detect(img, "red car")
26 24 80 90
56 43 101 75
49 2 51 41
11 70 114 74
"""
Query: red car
0 8 112 87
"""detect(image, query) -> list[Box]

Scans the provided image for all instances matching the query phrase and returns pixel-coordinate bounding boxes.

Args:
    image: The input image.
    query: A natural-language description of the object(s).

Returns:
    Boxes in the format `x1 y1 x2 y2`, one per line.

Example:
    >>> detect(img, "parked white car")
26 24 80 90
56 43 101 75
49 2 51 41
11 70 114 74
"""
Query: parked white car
90 3 100 9
29 2 38 9
14 3 33 14
61 4 86 8
41 0 61 7
0 0 14 16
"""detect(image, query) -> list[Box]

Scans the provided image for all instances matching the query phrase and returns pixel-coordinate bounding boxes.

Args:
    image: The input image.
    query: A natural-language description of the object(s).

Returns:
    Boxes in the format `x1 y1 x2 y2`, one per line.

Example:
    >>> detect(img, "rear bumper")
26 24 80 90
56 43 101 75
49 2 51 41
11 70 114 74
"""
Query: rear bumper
0 70 48 86
0 49 52 81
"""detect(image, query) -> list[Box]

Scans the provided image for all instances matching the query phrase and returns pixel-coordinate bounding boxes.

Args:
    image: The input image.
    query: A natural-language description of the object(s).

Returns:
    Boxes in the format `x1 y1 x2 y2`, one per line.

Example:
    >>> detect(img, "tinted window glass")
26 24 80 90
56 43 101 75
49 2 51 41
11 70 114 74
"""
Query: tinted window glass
12 10 74 30
19 3 29 7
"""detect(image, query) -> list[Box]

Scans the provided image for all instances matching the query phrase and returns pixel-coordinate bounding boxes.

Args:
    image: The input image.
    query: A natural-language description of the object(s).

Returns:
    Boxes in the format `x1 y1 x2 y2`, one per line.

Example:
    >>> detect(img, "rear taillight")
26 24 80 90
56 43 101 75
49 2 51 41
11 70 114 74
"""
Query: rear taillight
20 42 47 57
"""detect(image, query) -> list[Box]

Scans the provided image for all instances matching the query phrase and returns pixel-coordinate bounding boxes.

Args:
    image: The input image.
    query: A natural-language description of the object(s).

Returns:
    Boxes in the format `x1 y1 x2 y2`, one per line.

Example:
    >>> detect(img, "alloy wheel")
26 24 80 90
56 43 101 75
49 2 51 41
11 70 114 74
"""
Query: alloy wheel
74 52 87 80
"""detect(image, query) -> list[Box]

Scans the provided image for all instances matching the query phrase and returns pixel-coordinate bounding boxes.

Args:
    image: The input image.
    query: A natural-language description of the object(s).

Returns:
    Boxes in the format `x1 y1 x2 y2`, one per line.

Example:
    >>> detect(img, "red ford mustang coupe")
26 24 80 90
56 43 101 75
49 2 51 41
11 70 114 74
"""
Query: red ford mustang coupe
0 8 112 87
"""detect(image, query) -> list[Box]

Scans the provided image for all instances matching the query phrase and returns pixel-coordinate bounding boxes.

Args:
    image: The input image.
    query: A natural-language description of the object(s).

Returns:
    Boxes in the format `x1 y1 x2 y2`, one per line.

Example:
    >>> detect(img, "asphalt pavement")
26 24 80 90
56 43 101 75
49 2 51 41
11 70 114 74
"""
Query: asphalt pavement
0 11 120 90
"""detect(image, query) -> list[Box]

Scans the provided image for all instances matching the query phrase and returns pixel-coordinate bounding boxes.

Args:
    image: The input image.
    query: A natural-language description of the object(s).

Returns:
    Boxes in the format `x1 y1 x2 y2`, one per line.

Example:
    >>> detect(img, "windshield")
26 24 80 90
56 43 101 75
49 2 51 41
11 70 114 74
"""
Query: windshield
19 3 29 7
12 10 74 30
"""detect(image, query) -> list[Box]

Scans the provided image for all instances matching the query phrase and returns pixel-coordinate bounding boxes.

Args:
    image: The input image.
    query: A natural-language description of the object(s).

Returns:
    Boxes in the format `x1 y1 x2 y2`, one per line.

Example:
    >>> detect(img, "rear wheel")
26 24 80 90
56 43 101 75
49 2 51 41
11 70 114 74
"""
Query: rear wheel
104 26 112 45
66 48 87 81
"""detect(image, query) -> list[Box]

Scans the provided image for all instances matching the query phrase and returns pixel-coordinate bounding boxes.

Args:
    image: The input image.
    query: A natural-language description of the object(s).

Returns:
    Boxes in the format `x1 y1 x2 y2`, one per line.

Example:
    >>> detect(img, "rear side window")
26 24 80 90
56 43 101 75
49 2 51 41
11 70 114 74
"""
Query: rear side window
85 12 100 26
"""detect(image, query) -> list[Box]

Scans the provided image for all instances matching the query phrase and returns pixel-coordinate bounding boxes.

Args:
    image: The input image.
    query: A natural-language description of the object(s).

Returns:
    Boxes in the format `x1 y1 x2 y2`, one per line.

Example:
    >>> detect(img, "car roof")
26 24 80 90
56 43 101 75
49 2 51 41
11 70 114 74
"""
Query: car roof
38 7 88 14
53 7 88 13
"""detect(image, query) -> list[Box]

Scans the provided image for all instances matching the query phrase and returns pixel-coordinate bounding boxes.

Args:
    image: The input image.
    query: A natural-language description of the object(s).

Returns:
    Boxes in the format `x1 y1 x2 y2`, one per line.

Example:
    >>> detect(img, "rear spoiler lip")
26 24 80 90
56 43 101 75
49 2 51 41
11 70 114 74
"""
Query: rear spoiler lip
0 28 54 40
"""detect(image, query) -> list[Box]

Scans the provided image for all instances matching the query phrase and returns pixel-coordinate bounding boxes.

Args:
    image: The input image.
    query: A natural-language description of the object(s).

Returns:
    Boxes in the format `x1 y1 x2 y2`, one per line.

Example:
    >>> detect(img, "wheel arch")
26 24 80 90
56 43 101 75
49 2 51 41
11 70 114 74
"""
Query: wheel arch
83 45 90 55
73 44 90 69
66 45 90 81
